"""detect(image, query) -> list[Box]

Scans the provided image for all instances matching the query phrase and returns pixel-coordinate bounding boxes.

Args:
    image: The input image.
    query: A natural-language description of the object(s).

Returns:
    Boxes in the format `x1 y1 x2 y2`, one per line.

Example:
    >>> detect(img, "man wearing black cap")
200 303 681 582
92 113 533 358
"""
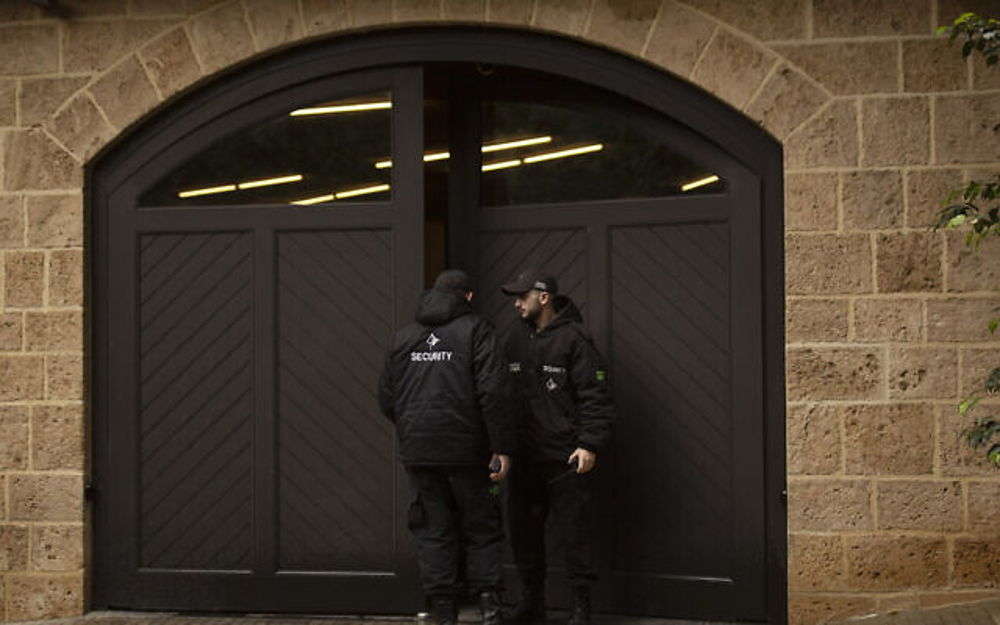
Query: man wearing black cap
500 270 615 625
378 269 515 625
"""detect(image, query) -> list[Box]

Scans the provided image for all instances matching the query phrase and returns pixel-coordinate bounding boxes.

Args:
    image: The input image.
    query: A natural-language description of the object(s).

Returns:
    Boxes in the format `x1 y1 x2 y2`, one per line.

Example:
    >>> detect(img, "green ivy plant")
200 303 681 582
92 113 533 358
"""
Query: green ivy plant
935 12 1000 468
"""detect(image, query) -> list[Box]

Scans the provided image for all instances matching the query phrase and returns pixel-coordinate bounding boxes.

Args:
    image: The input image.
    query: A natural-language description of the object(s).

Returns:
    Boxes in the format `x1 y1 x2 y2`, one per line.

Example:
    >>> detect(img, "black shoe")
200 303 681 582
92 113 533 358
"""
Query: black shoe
479 589 504 625
506 586 545 623
566 586 590 625
431 595 458 625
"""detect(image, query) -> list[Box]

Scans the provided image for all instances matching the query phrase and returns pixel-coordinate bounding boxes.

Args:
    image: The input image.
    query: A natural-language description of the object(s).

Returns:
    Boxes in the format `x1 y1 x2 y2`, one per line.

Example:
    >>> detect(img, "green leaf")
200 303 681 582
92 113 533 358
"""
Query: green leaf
988 444 1000 467
986 367 1000 394
959 397 981 415
948 214 968 228
963 39 975 57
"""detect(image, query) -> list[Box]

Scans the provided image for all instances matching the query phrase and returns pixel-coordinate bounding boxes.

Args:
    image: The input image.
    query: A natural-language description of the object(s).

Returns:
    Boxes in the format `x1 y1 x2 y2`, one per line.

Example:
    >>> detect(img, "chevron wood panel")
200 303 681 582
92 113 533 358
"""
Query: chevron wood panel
609 222 733 579
476 228 588 337
138 232 255 571
276 229 396 571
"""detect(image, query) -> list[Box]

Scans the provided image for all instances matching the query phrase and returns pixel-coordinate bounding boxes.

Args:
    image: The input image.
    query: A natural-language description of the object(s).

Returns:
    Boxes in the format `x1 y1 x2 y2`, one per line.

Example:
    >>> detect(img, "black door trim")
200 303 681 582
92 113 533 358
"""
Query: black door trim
87 25 785 624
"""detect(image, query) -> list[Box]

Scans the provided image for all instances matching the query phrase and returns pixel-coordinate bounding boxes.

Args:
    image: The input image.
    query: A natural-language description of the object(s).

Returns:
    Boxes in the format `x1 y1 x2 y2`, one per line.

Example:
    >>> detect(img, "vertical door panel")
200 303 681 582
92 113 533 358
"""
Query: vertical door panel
275 228 395 572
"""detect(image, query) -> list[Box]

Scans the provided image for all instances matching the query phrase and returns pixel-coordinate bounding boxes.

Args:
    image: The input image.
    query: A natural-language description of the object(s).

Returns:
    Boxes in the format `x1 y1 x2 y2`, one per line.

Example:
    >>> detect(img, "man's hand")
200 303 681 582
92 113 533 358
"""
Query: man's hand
489 453 511 482
568 448 597 473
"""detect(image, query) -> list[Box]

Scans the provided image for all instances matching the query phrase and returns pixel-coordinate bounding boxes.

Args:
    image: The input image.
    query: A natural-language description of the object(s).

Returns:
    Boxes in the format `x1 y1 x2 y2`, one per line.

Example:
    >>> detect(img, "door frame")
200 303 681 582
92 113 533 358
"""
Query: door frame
88 25 785 624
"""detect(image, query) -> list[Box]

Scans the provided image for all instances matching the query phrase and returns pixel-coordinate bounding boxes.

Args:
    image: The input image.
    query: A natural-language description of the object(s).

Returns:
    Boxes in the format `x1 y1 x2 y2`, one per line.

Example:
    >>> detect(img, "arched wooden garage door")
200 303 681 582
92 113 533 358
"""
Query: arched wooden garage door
89 28 785 624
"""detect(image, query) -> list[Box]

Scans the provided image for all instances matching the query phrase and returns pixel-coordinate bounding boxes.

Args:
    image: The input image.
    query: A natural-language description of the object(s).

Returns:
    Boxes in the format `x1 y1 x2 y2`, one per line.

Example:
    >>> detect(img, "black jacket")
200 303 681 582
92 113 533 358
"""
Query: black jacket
378 288 515 466
503 295 615 462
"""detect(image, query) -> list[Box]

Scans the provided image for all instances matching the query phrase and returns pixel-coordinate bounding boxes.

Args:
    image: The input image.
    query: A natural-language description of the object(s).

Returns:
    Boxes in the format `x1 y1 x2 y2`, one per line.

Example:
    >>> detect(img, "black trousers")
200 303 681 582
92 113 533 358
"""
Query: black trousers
405 465 504 597
507 461 596 589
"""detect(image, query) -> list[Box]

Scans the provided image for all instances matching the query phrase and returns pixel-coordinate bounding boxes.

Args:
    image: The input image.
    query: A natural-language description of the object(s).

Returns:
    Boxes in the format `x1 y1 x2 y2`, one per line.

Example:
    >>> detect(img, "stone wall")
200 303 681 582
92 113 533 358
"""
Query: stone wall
0 0 998 624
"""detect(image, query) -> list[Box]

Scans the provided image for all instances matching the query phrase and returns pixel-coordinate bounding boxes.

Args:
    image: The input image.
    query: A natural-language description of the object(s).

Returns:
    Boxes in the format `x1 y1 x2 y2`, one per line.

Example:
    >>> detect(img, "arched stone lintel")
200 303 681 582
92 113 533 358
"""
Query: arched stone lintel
33 0 831 169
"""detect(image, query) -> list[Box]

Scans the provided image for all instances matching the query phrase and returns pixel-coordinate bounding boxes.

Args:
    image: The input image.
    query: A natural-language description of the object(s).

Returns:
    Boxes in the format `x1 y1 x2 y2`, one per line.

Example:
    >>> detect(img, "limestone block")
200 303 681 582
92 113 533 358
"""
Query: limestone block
690 30 775 109
4 250 44 308
876 479 962 531
31 405 85 471
63 19 179 73
0 406 29 470
139 29 202 100
966 481 1000 533
252 0 309 44
939 404 1000 477
788 479 873 531
843 403 935 475
887 347 958 400
0 25 59 75
18 77 91 128
89 56 161 129
875 232 942 293
244 0 304 50
844 535 948 590
789 533 846 591
0 4 42 20
973 58 1000 90
350 0 392 27
682 0 806 40
946 230 1000 294
0 525 28 571
31 525 83 571
188 3 255 74
5 573 83 621
129 0 226 14
905 169 957 228
48 250 83 308
643 2 716 77
0 195 24 248
44 93 116 163
787 347 882 401
301 0 350 33
0 313 21 350
394 0 443 21
786 234 872 295
952 539 1000 588
903 39 968 92
25 311 83 352
59 0 125 16
852 298 923 343
3 130 82 192
0 80 15 126
787 403 841 475
786 298 848 343
585 0 659 56
46 354 83 400
486 0 532 24
784 173 837 231
788 594 876 625
442 0 485 19
813 0 930 37
26 194 82 248
532 0 590 34
862 97 930 166
745 66 827 141
935 94 1000 164
772 42 898 95
785 100 858 168
841 170 903 230
927 298 1000 342
9 474 82 522
959 348 1000 398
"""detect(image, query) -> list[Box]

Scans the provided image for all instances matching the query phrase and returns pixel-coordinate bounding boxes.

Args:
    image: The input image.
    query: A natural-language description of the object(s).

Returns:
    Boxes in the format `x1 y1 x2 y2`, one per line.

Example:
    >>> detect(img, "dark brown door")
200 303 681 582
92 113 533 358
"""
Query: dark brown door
97 67 426 613
460 68 767 622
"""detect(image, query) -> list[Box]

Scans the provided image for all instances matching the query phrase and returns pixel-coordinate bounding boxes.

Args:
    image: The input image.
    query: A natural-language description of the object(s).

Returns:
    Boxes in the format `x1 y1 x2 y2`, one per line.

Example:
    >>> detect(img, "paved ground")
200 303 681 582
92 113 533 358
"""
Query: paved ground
11 599 1000 625
832 598 1000 625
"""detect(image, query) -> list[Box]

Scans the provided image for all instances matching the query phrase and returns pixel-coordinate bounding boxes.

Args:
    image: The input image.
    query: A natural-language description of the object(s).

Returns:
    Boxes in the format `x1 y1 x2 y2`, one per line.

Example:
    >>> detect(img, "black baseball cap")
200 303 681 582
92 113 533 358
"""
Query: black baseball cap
501 269 559 295
433 269 474 293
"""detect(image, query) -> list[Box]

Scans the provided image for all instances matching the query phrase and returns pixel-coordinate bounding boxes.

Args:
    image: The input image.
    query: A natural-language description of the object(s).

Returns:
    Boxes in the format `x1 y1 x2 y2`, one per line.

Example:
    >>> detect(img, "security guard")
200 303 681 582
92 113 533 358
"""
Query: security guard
378 270 515 625
500 270 615 625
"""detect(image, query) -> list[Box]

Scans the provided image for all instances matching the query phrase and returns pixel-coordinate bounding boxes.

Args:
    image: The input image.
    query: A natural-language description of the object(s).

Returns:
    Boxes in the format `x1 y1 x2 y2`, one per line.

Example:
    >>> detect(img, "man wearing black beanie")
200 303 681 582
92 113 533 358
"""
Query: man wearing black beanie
378 269 515 625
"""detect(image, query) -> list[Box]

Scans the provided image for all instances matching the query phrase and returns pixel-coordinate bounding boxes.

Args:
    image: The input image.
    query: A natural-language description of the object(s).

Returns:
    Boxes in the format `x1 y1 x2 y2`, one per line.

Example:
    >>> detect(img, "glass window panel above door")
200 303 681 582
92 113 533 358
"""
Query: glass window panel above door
478 69 726 207
138 92 392 207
